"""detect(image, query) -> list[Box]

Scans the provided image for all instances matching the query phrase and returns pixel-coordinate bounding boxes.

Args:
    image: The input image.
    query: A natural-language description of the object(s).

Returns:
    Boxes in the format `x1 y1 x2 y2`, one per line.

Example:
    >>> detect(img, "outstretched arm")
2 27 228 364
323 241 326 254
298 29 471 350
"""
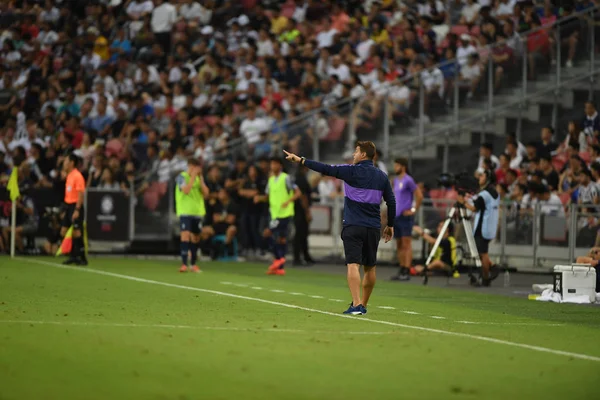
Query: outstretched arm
283 150 354 181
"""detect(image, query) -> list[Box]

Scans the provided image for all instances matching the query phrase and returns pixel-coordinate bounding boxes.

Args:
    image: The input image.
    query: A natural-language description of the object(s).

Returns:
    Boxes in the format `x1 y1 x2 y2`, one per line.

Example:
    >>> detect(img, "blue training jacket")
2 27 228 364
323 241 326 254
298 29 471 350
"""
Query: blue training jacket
304 159 396 229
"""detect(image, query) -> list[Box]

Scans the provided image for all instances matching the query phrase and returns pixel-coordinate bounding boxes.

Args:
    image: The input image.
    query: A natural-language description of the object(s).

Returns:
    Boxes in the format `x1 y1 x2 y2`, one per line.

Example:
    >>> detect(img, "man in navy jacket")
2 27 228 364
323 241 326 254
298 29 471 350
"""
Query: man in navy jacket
284 141 396 315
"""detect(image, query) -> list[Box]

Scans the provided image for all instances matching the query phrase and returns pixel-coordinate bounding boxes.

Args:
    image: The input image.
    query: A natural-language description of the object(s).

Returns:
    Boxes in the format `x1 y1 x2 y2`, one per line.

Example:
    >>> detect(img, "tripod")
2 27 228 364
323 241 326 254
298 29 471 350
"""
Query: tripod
422 202 481 285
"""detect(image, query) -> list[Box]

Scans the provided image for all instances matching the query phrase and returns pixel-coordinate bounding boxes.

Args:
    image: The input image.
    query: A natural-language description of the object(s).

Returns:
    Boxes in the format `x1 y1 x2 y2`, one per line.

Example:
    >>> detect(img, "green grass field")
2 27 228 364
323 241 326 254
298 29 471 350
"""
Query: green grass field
1 256 599 400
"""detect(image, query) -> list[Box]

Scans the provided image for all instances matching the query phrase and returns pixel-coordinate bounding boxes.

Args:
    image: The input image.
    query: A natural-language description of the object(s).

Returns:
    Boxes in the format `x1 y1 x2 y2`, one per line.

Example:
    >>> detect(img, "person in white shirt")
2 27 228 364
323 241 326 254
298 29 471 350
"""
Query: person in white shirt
40 0 60 23
178 0 203 25
478 142 500 170
578 169 599 206
152 0 177 53
506 141 523 170
356 30 375 62
126 0 154 20
134 61 161 84
457 34 477 67
256 28 274 57
316 20 338 49
418 0 446 24
327 55 350 82
421 56 445 99
240 107 271 145
493 0 515 21
461 0 480 24
80 45 102 73
459 53 481 99
93 66 119 98
388 79 410 114
536 184 565 217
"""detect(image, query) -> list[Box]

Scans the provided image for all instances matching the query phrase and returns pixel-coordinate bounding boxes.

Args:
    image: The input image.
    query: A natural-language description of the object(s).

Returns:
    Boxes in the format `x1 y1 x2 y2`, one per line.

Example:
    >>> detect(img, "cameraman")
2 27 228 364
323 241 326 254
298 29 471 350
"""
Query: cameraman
456 169 500 287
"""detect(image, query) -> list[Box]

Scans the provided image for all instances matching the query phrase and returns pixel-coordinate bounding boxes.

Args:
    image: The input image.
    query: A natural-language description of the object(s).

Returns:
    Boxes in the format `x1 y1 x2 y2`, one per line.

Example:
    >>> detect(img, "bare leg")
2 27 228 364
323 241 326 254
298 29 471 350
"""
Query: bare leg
362 266 376 307
347 263 362 306
402 236 412 269
481 253 491 279
396 239 403 266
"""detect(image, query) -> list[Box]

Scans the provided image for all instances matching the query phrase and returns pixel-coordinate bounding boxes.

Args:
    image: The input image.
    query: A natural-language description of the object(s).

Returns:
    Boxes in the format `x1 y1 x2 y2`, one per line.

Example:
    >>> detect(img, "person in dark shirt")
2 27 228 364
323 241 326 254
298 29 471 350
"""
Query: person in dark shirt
237 164 265 256
549 3 579 67
539 154 559 191
201 188 239 257
293 164 315 266
539 126 558 156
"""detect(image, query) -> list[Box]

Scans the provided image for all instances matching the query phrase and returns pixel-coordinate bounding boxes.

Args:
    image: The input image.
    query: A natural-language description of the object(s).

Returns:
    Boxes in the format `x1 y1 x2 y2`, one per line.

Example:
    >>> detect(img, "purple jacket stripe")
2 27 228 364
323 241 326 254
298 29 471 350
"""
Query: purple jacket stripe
344 183 383 204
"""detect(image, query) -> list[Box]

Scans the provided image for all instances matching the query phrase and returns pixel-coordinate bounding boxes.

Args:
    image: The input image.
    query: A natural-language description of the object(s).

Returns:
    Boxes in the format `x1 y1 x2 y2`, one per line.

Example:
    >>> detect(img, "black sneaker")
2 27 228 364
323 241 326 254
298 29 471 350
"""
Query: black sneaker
390 267 410 281
390 273 410 281
76 258 88 266
489 265 500 281
62 258 78 265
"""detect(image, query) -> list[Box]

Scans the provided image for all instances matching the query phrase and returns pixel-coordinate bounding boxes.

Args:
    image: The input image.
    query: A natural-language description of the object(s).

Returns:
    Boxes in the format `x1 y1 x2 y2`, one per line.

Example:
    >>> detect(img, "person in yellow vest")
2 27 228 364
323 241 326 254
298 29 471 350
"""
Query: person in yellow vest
175 158 209 273
254 157 301 275
412 222 458 277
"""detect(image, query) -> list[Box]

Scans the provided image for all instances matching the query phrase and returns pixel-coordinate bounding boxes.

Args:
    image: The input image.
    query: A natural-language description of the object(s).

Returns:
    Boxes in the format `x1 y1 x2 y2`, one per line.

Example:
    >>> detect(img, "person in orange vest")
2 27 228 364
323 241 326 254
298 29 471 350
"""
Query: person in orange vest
61 153 87 266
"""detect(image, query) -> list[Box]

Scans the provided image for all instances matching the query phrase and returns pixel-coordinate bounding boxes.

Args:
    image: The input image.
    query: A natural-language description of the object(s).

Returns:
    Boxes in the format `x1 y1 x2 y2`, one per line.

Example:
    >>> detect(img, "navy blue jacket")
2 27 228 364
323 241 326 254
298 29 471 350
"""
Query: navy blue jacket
304 159 396 229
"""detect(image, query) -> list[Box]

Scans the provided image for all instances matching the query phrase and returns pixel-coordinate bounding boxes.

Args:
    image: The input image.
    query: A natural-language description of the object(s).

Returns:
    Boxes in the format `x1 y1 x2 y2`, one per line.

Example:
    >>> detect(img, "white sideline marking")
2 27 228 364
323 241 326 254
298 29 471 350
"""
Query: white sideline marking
456 321 565 326
19 258 600 363
270 289 285 293
220 281 233 285
402 311 420 315
430 316 446 320
328 299 345 302
0 320 411 335
376 306 396 310
289 292 304 296
251 287 263 290
233 283 248 287
309 295 324 299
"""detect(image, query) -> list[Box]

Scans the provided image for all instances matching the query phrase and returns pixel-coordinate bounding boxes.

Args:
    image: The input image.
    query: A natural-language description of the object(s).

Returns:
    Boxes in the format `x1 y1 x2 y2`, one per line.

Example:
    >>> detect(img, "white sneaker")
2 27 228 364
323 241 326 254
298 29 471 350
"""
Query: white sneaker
566 60 573 68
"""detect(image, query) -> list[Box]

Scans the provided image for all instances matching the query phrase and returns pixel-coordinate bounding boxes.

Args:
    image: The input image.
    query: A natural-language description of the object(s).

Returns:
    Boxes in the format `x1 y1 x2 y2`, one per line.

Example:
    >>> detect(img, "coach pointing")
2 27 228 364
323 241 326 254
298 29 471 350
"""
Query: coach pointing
284 141 396 316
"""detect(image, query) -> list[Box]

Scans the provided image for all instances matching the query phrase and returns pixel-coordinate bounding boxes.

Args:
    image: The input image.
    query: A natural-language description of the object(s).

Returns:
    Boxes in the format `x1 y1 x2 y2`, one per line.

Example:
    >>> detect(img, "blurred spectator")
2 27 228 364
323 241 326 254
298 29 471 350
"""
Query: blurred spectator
478 142 499 170
578 168 599 206
539 154 559 192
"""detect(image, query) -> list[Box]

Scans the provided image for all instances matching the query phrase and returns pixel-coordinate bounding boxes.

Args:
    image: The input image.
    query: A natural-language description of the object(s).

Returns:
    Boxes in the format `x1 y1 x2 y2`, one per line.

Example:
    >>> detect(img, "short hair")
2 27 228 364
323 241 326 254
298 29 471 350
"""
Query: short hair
592 144 600 155
446 222 455 236
481 142 493 152
543 126 554 135
394 157 408 167
591 161 600 173
539 153 552 162
68 153 80 167
188 158 200 166
356 141 376 160
582 168 593 179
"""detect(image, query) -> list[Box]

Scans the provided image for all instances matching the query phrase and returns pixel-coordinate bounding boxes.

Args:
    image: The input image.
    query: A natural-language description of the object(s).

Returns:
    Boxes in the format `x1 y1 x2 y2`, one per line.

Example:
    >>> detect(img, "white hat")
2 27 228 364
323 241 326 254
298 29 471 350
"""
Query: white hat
200 26 214 35
460 33 471 41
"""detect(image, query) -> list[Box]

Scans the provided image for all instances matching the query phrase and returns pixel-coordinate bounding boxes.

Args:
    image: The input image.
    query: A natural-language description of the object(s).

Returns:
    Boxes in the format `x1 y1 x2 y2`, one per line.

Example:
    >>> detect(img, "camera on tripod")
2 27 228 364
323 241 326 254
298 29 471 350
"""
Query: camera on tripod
437 171 479 196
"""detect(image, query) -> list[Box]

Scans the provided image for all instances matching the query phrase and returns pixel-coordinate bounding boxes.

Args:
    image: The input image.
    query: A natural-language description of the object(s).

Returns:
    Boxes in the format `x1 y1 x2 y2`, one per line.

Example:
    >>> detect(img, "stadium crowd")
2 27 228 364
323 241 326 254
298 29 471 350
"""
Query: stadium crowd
0 0 597 255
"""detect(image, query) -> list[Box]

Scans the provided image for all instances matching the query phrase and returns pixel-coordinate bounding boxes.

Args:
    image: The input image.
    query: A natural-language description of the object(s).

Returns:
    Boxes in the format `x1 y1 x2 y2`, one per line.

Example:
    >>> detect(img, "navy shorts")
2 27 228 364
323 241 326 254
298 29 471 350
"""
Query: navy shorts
180 216 203 234
393 215 414 238
475 236 490 254
341 225 381 266
269 217 291 239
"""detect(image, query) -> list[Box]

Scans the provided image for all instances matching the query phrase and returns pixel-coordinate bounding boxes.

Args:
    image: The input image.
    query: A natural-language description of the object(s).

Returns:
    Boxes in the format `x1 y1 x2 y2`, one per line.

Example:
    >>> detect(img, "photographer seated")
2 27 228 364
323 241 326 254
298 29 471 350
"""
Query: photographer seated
1 194 38 253
412 222 458 278
200 188 238 258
